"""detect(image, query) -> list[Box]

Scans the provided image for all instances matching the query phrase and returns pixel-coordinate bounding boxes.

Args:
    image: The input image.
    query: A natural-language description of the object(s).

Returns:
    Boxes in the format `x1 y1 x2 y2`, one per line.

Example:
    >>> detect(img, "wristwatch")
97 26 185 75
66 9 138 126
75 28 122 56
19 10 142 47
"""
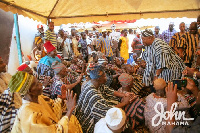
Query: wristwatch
193 71 197 80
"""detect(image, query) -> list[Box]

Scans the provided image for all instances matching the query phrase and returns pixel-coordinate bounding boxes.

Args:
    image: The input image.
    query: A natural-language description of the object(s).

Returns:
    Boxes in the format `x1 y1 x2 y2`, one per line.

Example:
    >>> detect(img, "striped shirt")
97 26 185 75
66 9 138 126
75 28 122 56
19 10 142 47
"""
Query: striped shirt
162 29 177 44
97 36 113 57
78 39 88 58
169 32 186 54
178 32 199 64
118 87 145 129
131 75 144 95
75 81 116 133
44 29 57 47
142 38 185 86
125 97 145 129
132 37 144 57
0 89 18 133
49 75 63 98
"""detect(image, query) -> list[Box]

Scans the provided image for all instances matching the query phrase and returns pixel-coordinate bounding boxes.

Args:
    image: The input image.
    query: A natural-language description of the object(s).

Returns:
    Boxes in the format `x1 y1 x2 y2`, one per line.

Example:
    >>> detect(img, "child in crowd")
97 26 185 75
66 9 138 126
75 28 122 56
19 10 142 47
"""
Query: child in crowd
137 60 146 76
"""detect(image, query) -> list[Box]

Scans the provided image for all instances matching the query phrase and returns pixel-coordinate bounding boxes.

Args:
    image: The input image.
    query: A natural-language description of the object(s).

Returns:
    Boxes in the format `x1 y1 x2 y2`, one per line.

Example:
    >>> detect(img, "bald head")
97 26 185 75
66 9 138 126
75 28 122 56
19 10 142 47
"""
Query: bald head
154 78 166 90
179 22 185 33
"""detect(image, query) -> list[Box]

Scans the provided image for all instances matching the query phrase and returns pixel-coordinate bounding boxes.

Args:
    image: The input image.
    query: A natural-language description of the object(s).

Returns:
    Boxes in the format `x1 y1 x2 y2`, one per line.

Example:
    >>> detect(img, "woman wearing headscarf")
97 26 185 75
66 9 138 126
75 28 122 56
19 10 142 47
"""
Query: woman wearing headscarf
37 41 61 78
10 71 82 133
118 29 129 63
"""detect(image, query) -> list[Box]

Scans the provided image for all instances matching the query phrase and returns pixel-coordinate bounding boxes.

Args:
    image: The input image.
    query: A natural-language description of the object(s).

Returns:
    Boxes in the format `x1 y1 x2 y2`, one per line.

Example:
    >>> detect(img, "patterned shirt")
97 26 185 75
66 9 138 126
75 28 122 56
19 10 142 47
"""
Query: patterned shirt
37 55 61 78
117 86 145 129
49 75 63 98
162 29 177 44
142 38 185 86
72 37 80 56
169 32 186 54
78 39 88 58
97 36 113 57
178 32 199 64
0 89 19 132
75 81 115 133
137 67 145 76
44 29 57 47
154 33 164 40
132 37 144 57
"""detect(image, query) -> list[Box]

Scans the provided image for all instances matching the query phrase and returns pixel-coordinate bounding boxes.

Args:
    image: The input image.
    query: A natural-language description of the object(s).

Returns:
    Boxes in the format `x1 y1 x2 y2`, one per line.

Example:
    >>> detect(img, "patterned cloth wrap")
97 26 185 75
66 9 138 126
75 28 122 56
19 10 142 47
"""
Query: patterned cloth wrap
8 71 34 96
118 73 133 87
89 65 104 79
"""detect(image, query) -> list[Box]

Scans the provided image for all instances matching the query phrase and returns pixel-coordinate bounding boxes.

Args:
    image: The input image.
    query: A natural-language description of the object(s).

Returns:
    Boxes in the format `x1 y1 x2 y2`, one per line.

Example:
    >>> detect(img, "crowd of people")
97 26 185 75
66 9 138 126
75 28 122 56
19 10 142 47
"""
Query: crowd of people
0 15 200 133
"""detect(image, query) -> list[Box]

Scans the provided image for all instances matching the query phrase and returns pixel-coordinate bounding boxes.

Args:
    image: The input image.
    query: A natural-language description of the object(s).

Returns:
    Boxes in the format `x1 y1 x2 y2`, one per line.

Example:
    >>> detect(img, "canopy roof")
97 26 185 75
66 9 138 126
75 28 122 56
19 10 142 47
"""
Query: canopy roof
0 0 199 25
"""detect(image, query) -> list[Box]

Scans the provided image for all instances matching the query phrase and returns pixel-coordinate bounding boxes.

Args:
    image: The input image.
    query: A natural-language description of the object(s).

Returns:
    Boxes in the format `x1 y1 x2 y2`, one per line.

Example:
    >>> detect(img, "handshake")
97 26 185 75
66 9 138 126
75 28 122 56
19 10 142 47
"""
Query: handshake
121 92 137 105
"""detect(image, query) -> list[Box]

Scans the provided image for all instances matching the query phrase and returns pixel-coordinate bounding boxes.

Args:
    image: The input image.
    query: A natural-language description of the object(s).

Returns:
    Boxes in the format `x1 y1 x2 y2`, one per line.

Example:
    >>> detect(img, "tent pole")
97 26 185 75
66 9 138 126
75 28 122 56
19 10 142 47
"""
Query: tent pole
13 13 22 65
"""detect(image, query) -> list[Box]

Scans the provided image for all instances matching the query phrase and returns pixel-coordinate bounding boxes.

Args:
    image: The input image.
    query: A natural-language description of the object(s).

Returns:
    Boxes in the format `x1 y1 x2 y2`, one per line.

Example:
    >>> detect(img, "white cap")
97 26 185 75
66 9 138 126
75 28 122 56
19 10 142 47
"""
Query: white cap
169 22 175 25
28 61 37 69
98 58 107 65
105 108 126 130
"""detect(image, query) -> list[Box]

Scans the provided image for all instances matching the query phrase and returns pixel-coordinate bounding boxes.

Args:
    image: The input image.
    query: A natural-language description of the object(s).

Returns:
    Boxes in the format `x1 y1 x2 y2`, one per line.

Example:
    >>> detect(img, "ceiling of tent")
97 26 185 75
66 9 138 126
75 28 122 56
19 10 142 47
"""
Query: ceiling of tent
0 0 199 25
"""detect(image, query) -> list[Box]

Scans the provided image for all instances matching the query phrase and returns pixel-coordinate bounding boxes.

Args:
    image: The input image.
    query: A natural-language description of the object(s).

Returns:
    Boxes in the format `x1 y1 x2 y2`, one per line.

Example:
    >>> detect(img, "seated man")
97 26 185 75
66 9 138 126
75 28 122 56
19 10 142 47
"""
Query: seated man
0 62 40 132
124 64 144 95
49 61 83 99
75 65 134 133
9 71 82 133
94 107 126 133
118 73 145 130
0 57 13 132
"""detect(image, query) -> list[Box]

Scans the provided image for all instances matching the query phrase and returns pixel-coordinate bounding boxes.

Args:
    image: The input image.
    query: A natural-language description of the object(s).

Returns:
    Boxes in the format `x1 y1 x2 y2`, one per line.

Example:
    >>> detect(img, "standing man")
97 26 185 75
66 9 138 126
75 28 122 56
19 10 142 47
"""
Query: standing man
97 31 113 64
169 22 186 55
141 29 185 92
72 33 80 56
87 31 94 59
178 22 199 68
154 26 163 40
128 29 135 58
92 30 100 51
44 22 57 48
131 32 144 58
57 29 66 57
162 22 177 44
78 32 88 62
